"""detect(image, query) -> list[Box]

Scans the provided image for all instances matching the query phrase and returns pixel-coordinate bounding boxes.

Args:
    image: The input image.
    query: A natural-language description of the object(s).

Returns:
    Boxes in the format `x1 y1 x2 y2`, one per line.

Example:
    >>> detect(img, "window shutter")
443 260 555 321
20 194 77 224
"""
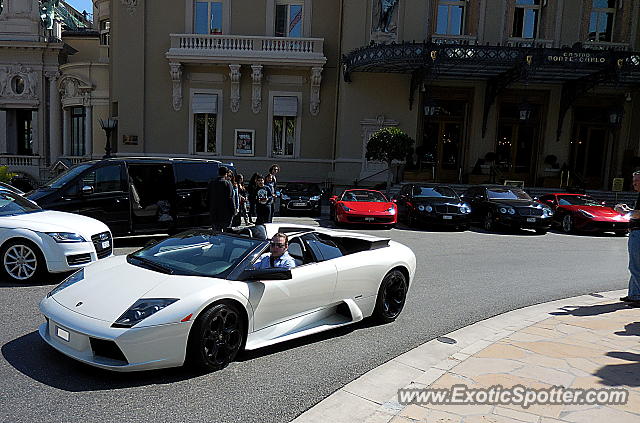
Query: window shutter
192 93 218 114
273 96 298 116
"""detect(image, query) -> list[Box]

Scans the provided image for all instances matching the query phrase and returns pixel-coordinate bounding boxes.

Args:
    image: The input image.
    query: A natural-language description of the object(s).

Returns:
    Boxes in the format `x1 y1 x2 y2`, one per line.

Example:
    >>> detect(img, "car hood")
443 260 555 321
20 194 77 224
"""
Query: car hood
342 201 393 212
3 210 108 234
488 199 537 208
51 255 176 322
412 198 461 206
562 205 629 220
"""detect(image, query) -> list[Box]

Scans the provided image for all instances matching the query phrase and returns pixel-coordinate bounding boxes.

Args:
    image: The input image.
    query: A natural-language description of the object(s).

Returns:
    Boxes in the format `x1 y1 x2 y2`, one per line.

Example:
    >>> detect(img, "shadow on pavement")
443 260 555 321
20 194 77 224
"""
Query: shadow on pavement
595 352 640 387
549 302 629 317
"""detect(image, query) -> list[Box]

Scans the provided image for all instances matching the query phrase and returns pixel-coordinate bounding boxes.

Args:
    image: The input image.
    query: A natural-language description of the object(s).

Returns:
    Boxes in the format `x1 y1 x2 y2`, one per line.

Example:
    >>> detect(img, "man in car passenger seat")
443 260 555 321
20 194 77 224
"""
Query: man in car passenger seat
253 233 296 269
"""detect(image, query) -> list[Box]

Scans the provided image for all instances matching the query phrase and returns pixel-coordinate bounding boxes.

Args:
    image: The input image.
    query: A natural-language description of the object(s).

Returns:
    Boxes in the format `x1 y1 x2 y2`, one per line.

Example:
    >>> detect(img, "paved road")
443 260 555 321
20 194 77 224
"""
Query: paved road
0 218 629 423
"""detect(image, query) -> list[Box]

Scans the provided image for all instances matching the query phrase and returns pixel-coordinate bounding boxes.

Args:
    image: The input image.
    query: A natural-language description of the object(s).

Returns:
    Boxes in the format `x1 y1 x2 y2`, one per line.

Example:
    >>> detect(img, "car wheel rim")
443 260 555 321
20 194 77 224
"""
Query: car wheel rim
382 274 406 319
484 213 493 231
4 245 37 280
202 307 242 367
563 216 572 233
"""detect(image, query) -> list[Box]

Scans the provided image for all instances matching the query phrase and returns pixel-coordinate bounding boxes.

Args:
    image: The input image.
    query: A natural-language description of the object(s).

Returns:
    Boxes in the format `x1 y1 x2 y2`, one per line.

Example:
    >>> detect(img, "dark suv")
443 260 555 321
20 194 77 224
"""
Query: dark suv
28 157 233 235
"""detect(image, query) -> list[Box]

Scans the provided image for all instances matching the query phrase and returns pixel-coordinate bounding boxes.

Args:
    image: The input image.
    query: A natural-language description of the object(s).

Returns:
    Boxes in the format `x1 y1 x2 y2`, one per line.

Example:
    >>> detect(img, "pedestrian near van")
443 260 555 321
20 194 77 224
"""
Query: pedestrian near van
264 173 276 223
619 171 640 305
208 166 235 232
254 174 273 225
248 173 259 221
235 173 250 226
267 164 280 218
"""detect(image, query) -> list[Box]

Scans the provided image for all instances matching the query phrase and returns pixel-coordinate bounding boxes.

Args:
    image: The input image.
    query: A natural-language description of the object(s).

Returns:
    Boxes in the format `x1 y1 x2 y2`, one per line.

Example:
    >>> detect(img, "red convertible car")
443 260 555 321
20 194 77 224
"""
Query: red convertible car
329 189 397 228
538 193 630 236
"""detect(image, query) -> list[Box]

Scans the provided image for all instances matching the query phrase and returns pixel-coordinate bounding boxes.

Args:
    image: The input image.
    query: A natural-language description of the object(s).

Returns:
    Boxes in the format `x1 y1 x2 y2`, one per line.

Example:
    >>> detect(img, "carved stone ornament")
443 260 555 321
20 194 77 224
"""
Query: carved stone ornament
57 75 93 104
229 64 241 113
0 65 39 99
309 67 323 116
120 0 138 15
250 65 263 114
169 63 183 111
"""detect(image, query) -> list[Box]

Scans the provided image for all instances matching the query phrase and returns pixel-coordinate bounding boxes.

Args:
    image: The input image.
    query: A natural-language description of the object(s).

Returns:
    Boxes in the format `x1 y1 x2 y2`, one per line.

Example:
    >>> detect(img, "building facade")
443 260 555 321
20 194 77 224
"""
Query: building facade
2 1 640 190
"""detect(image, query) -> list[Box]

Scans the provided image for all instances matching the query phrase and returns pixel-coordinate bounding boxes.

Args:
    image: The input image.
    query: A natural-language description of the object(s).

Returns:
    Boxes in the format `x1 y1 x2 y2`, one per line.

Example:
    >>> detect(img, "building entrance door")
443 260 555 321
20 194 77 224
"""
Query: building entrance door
421 120 463 182
570 125 609 189
496 121 538 184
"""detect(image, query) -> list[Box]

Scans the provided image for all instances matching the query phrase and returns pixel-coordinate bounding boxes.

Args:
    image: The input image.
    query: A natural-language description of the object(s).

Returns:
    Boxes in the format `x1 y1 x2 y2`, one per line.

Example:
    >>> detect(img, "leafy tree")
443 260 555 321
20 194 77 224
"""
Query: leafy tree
0 166 16 184
365 127 414 194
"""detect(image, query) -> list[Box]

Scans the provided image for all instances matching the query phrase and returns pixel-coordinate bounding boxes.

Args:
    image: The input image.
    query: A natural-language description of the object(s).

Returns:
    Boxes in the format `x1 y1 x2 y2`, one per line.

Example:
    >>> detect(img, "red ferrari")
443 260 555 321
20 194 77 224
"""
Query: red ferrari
329 189 397 228
538 193 630 236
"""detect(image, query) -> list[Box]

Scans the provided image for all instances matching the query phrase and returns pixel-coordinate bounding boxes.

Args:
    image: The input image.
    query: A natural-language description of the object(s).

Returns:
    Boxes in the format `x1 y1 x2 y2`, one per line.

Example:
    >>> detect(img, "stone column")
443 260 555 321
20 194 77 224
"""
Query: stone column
0 110 6 153
46 72 61 162
62 108 70 156
30 110 38 155
84 105 93 157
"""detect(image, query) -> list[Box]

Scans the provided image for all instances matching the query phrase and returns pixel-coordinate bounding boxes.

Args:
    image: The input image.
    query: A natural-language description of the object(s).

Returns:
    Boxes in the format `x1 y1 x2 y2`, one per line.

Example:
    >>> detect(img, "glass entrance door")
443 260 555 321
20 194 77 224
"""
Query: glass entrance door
570 125 608 189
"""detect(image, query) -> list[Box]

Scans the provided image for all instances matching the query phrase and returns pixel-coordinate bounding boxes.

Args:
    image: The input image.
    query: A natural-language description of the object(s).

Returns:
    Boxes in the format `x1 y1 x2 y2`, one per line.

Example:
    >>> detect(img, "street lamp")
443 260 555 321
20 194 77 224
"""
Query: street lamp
99 117 117 158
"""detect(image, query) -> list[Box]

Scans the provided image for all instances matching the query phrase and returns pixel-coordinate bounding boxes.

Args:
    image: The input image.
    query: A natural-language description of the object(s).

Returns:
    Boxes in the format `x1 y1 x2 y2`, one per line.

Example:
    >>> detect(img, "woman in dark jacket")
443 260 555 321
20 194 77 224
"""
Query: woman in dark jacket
248 173 259 221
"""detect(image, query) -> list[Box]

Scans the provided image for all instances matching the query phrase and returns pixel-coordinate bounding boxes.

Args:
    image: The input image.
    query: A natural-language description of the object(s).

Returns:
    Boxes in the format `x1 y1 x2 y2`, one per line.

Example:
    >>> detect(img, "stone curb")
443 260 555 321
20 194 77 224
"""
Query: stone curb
291 289 628 423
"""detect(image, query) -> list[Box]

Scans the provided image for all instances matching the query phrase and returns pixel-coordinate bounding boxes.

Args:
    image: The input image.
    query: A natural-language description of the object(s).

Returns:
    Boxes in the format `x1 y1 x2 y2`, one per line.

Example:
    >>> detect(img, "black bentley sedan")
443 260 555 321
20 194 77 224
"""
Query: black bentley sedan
461 185 553 234
395 184 472 230
278 182 323 216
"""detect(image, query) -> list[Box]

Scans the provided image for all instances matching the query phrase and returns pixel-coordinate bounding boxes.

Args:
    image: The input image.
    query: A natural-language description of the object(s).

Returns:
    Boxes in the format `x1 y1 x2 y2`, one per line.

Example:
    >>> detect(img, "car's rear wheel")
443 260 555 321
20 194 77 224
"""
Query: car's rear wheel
187 302 245 373
484 212 495 232
562 215 573 233
372 270 407 323
0 239 45 283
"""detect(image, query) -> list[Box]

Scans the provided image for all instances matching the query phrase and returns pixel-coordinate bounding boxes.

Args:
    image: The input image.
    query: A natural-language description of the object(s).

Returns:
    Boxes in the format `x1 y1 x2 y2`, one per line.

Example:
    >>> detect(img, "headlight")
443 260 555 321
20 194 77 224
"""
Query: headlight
508 207 516 215
579 209 595 218
418 205 425 211
425 205 433 212
340 204 351 212
310 195 321 201
460 203 471 214
542 208 553 218
499 207 507 214
387 206 396 214
47 269 84 297
280 194 290 200
46 232 86 243
112 298 178 328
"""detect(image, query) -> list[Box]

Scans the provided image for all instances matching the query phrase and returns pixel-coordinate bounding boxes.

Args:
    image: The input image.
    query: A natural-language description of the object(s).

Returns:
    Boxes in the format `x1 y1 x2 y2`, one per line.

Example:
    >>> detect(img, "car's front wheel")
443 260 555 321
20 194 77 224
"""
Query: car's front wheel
0 239 45 283
562 215 573 234
187 302 245 373
484 212 495 232
372 270 408 323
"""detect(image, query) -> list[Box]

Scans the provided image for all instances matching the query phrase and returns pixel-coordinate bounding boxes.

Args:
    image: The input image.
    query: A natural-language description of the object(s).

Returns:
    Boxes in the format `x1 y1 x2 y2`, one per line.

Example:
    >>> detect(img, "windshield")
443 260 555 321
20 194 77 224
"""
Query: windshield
44 163 94 189
557 195 601 206
128 232 263 278
342 190 388 202
487 188 532 200
283 183 321 194
413 186 458 199
0 192 41 216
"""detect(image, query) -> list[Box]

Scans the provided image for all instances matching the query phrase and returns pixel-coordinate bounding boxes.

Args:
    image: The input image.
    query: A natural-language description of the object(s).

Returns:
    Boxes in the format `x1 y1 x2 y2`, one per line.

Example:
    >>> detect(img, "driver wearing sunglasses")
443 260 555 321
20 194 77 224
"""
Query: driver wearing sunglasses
253 233 296 269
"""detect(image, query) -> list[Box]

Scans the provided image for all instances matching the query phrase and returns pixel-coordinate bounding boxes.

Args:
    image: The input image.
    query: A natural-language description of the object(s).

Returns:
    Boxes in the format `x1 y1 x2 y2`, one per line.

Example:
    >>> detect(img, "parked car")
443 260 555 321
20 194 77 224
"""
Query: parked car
0 190 111 283
278 182 323 216
461 185 553 234
28 157 234 236
395 184 471 230
329 189 397 228
0 181 25 196
38 223 416 372
538 193 630 236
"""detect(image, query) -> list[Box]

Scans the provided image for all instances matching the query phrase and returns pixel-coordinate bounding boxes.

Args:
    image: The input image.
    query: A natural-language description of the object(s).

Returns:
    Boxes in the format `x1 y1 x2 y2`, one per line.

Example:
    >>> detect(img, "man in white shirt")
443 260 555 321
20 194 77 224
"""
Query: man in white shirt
253 233 296 269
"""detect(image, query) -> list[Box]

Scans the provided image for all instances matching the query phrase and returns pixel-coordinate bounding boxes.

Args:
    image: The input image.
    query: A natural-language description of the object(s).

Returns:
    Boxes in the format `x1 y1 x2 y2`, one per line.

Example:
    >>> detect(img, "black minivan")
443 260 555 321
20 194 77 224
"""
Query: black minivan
28 157 232 236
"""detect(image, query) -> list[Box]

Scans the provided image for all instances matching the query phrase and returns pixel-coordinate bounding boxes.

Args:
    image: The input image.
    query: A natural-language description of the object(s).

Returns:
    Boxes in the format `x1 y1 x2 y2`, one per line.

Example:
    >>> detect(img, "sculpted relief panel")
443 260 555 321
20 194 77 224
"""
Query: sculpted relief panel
0 65 39 102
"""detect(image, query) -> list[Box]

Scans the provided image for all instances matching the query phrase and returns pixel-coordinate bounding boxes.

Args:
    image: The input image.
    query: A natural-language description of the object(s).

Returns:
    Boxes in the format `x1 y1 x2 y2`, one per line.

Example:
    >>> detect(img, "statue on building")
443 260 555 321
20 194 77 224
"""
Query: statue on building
374 0 398 33
40 0 59 30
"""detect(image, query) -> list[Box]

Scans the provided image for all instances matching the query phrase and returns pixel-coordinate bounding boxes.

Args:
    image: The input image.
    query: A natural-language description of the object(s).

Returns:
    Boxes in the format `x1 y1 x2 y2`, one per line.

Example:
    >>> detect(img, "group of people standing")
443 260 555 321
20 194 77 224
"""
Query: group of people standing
208 164 280 231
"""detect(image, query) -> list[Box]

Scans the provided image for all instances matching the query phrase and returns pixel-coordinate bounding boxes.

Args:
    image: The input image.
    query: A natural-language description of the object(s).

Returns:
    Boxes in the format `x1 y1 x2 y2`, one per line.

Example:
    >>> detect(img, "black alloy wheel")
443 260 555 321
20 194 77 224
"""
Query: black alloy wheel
187 303 245 373
373 270 408 323
484 211 495 232
562 215 573 234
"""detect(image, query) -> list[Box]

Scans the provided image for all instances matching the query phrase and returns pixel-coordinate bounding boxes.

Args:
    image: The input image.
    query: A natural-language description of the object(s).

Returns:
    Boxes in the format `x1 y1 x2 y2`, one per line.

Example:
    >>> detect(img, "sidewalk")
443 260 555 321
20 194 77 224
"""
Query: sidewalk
292 289 640 423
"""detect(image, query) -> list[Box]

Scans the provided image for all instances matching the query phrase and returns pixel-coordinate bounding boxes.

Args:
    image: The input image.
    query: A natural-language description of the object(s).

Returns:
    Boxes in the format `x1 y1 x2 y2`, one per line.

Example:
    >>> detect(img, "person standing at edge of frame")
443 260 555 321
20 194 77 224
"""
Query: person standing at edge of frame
208 166 235 232
267 164 280 218
618 171 640 305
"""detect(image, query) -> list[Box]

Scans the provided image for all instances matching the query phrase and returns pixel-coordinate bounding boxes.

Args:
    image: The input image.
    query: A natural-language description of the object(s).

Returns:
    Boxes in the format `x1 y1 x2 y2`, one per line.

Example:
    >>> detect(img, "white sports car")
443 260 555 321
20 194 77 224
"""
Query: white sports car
0 191 112 283
39 224 416 372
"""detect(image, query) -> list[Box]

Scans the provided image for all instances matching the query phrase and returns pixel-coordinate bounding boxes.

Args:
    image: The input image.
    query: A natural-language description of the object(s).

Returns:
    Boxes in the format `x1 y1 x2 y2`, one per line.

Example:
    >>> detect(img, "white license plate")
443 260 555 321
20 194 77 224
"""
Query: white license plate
56 327 70 342
292 202 307 207
365 217 374 221
101 240 110 249
526 218 536 223
443 215 453 220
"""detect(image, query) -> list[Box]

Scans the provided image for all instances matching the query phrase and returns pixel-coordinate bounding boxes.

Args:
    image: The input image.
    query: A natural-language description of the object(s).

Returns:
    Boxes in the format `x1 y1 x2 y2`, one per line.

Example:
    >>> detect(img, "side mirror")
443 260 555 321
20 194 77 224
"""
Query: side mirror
238 267 292 281
81 185 94 196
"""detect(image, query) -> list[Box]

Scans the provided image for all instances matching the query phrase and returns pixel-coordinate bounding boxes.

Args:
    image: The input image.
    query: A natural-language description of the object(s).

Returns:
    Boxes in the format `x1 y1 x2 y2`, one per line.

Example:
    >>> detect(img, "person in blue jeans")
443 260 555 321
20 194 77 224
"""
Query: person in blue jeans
619 171 640 304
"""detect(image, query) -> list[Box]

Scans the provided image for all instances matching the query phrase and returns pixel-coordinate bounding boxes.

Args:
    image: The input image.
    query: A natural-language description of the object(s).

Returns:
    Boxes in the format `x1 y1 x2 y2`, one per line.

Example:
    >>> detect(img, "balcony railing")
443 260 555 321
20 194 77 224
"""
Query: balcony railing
431 35 478 46
167 34 326 65
0 155 42 167
60 156 90 165
583 41 630 51
506 38 554 48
